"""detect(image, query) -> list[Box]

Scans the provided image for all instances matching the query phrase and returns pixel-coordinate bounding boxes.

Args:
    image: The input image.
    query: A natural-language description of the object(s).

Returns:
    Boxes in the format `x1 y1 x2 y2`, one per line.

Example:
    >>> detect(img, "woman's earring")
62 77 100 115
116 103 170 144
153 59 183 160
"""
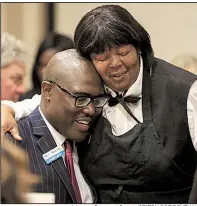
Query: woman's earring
139 51 141 54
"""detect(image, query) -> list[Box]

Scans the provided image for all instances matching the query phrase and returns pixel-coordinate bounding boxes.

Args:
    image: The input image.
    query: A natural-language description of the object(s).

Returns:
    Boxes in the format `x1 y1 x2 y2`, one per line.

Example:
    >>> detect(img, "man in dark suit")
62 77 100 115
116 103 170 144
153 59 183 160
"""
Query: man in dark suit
6 49 108 203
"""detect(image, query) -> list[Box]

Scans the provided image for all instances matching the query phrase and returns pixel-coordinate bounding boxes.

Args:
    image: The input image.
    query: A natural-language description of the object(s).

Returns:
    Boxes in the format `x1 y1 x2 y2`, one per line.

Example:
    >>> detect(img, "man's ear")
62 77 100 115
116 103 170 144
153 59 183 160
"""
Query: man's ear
41 81 52 100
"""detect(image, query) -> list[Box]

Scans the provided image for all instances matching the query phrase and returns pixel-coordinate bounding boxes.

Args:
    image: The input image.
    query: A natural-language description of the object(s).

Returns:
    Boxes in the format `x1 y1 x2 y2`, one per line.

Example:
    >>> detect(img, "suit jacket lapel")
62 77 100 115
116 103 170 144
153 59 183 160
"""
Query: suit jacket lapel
30 107 77 203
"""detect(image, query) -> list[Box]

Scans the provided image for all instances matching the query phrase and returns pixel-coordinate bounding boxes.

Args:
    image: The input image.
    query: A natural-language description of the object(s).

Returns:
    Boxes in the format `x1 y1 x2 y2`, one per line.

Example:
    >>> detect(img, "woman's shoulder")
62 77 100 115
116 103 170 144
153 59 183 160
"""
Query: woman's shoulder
153 57 197 83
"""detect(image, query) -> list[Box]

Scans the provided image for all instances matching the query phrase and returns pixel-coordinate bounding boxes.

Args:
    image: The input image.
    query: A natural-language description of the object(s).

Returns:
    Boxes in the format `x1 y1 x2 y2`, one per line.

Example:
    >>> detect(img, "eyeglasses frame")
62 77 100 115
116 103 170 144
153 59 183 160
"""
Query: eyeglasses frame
45 80 109 108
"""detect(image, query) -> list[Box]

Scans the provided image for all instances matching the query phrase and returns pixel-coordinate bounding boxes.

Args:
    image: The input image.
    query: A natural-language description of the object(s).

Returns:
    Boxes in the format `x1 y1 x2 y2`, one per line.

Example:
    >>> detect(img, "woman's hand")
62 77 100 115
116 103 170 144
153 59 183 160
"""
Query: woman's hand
1 104 22 141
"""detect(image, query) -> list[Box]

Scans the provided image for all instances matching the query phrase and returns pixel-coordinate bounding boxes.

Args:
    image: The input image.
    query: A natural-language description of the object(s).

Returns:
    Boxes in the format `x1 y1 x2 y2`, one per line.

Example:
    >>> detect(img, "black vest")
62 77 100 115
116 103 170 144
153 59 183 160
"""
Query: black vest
78 58 197 203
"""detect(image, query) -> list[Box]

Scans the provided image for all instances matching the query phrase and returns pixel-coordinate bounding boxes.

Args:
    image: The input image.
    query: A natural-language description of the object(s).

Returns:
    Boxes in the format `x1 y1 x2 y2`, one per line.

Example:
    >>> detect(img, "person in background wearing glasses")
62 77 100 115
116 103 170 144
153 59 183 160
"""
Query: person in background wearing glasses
5 49 108 203
1 32 26 102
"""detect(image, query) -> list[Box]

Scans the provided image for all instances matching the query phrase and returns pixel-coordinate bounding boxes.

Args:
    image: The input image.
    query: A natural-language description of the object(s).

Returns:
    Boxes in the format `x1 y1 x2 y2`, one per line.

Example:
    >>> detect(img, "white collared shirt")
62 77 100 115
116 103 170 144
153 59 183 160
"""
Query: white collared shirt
2 57 197 151
103 56 143 135
38 107 93 203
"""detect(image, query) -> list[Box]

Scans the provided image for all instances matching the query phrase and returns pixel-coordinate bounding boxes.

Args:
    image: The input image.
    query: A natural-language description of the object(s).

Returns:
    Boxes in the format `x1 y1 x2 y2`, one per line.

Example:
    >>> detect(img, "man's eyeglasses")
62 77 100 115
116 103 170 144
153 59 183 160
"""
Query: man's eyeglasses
47 81 109 108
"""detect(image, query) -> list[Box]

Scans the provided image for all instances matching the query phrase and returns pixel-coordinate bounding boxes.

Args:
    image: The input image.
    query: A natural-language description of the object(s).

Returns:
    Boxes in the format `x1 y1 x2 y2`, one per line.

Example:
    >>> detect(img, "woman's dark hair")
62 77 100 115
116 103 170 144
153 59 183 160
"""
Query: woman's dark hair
32 32 74 90
74 4 154 69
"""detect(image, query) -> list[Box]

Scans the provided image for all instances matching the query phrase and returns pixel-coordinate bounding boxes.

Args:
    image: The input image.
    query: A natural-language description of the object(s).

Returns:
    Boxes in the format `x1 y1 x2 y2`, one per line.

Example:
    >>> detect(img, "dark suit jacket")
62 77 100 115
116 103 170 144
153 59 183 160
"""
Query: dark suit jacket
6 107 97 204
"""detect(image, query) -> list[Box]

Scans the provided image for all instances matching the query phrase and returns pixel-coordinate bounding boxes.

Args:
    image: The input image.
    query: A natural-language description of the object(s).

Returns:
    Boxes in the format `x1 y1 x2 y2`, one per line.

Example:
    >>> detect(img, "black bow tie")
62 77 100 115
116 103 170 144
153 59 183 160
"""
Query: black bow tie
108 93 141 107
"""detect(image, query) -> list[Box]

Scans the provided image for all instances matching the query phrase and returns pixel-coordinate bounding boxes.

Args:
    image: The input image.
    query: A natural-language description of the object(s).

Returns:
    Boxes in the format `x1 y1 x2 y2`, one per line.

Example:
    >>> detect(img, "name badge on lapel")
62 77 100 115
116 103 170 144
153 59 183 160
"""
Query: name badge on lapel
43 145 65 164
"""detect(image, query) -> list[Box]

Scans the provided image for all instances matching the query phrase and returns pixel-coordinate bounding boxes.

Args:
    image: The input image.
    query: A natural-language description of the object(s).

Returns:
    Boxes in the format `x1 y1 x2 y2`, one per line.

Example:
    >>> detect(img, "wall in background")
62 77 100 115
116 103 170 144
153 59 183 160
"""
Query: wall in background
2 3 197 90
55 3 197 62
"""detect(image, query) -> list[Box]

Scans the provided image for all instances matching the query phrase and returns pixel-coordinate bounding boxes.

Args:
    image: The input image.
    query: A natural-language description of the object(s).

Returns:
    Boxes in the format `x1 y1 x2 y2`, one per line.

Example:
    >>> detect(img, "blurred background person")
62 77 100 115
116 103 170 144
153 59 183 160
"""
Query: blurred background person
1 140 38 203
19 32 74 100
172 53 197 75
1 32 27 102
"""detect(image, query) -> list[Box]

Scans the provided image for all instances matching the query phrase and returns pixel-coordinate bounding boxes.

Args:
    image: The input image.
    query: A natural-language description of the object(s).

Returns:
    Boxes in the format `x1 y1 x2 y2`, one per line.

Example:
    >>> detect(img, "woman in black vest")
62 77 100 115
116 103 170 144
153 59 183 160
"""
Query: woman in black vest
74 4 197 203
1 4 197 204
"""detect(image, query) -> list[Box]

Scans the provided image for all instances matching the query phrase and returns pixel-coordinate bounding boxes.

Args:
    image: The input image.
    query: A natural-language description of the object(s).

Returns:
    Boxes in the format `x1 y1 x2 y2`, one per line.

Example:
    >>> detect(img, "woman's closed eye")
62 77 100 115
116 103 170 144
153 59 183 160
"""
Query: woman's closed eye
94 54 109 62
96 56 108 61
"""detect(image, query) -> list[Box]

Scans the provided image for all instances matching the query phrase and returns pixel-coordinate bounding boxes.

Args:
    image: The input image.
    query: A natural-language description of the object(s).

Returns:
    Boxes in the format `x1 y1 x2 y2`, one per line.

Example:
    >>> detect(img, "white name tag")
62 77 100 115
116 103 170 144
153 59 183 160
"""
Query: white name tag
25 193 55 203
43 145 65 164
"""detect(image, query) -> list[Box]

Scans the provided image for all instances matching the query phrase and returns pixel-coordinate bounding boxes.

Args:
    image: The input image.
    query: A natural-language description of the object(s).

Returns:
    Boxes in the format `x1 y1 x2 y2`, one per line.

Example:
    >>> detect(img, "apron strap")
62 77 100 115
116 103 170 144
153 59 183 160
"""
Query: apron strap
142 67 153 123
118 98 141 124
116 67 153 124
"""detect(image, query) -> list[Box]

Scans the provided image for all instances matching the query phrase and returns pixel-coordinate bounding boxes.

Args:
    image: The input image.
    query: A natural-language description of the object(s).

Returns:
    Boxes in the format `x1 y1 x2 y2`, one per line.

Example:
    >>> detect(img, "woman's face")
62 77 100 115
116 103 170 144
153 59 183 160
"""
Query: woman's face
90 44 140 92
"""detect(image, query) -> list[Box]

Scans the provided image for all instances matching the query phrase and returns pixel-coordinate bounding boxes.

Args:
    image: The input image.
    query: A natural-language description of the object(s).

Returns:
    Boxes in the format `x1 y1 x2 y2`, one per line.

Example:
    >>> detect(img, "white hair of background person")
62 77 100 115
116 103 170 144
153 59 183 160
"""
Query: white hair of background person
1 32 27 68
172 53 197 75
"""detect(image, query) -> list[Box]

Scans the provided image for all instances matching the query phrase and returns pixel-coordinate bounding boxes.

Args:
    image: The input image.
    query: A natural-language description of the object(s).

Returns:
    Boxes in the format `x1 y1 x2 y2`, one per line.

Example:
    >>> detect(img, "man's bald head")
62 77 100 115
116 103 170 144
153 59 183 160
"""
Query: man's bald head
40 49 105 142
43 49 100 85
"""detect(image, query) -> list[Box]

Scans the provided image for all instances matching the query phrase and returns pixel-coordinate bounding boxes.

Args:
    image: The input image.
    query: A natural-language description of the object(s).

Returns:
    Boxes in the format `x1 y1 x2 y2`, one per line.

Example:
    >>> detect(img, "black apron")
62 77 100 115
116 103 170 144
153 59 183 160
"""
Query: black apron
79 69 195 203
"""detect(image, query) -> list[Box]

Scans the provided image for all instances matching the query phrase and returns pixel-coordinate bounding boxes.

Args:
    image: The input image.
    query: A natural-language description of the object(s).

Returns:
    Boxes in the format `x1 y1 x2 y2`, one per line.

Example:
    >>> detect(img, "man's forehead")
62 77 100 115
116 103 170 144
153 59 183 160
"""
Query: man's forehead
47 50 96 83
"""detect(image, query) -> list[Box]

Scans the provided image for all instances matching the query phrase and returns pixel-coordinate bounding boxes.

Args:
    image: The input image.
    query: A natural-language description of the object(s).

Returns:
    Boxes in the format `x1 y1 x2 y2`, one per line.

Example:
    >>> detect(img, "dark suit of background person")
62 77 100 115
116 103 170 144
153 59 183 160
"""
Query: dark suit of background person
6 107 97 203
